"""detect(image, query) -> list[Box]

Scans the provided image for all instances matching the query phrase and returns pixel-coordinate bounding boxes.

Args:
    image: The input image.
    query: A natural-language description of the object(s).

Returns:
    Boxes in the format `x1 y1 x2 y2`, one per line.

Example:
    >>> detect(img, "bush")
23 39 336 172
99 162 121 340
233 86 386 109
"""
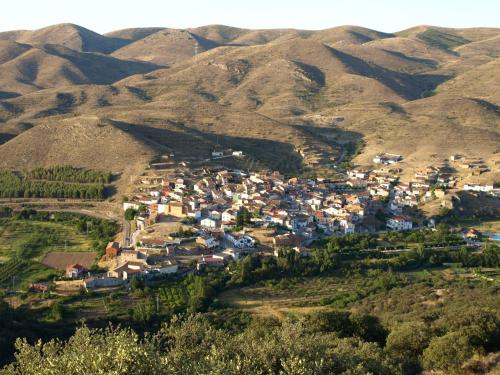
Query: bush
423 331 474 371
386 321 431 374
124 208 137 221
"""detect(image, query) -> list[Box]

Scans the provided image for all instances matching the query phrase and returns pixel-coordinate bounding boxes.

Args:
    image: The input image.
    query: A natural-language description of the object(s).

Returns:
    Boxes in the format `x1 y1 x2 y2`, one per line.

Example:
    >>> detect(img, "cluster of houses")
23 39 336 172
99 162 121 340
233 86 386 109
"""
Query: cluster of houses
124 166 426 253
60 241 180 289
29 157 497 293
390 166 456 212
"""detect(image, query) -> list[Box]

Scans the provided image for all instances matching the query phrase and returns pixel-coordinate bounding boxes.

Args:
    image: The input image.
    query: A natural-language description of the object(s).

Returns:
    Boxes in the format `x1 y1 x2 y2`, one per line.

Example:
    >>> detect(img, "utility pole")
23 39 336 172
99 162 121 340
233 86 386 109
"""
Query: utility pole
194 40 199 60
102 297 109 313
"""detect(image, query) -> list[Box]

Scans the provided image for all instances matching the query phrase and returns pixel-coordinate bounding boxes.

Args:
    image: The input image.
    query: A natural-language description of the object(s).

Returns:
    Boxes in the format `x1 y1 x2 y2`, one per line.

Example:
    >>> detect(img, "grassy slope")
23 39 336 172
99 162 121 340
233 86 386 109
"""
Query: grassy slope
0 218 95 286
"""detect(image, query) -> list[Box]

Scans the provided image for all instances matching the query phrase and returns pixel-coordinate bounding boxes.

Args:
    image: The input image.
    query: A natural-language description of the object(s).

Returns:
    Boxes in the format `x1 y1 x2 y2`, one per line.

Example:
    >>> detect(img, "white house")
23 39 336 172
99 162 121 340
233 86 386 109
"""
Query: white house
463 184 494 193
209 210 222 220
187 209 202 219
201 218 218 228
123 202 141 211
222 209 237 223
196 235 220 249
387 216 413 231
155 261 179 274
224 233 255 249
339 220 355 234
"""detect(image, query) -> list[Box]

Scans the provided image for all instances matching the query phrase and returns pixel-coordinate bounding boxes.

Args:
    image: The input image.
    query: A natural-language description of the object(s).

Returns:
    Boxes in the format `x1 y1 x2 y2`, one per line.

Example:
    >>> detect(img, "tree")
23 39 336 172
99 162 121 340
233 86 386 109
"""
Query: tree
2 326 163 375
124 208 137 221
48 302 65 321
423 331 474 371
481 243 499 267
386 321 431 374
130 276 145 291
458 245 471 267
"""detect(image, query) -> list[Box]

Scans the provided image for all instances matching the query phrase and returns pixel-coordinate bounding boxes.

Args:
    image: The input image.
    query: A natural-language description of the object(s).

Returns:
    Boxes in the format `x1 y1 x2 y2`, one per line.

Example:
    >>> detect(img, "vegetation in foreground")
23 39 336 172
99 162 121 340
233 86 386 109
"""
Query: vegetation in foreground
0 301 498 375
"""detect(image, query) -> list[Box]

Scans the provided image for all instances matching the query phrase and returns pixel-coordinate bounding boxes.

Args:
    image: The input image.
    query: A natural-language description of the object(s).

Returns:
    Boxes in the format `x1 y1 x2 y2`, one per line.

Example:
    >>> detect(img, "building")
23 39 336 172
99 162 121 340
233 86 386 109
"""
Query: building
106 241 121 258
201 217 218 228
197 256 226 270
84 277 123 289
66 264 87 279
222 209 237 223
29 282 49 293
152 260 179 274
463 184 494 193
166 202 187 217
386 216 413 231
196 235 220 249
373 153 402 165
224 233 255 249
108 261 146 280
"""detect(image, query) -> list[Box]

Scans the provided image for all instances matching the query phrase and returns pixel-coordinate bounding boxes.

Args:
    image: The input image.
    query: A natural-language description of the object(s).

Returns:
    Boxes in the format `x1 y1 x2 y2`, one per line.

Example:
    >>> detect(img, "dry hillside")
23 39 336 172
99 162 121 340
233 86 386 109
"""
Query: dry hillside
0 23 498 188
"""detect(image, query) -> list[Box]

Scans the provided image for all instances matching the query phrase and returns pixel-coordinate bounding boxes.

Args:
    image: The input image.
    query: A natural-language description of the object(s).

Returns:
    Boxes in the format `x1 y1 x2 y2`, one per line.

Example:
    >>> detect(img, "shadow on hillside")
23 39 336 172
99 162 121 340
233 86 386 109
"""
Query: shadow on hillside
34 92 77 118
0 91 20 100
108 120 304 174
41 45 163 84
453 191 500 218
328 47 451 100
383 50 439 69
298 124 364 163
0 133 16 145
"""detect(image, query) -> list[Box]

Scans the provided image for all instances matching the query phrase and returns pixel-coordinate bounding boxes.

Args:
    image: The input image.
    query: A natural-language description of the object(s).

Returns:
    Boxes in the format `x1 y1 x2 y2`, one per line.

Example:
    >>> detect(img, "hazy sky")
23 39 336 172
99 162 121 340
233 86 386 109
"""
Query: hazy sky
1 0 499 33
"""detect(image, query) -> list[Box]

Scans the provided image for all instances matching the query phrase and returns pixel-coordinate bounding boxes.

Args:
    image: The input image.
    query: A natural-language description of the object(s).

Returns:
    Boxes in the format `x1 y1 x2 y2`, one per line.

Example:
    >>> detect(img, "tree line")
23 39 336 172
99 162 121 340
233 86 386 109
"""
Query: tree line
25 166 112 184
0 171 105 199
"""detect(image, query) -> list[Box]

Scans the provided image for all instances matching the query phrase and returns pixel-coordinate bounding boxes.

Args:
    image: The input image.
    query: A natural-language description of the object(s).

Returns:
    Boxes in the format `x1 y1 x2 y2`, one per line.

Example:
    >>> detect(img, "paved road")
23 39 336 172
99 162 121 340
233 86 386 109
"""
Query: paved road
123 220 131 248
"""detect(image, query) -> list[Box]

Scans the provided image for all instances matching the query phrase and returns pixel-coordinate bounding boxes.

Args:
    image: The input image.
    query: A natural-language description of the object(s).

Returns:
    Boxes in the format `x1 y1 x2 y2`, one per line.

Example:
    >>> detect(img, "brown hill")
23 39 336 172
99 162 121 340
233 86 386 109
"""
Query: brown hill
111 29 220 66
0 42 161 95
310 25 392 46
0 23 498 188
0 116 156 174
187 25 248 44
104 27 165 42
0 23 129 53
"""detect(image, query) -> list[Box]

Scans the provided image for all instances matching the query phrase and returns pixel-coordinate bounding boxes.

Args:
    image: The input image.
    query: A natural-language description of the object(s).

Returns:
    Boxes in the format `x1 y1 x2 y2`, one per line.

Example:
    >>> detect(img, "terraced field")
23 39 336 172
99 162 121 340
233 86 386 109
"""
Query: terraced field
0 218 95 287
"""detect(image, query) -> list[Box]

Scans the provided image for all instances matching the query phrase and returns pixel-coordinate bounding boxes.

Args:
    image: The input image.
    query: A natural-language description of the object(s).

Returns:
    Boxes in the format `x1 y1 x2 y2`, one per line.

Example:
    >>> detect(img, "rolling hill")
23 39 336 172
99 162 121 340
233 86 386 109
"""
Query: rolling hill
0 23 498 188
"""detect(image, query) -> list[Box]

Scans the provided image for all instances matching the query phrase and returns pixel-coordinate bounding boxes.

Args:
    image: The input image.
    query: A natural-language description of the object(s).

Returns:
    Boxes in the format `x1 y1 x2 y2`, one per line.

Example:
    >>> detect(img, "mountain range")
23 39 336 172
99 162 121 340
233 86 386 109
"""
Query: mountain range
0 23 498 184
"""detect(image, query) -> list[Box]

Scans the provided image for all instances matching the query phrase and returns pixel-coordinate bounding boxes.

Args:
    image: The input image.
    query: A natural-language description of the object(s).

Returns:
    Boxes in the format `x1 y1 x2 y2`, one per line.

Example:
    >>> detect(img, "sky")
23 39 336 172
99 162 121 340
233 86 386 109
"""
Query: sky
1 0 499 33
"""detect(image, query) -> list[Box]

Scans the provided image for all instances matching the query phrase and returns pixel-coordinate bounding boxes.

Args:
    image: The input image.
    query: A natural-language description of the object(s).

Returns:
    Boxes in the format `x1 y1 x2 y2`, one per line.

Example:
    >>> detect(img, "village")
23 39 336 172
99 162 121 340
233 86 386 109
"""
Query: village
52 150 496 292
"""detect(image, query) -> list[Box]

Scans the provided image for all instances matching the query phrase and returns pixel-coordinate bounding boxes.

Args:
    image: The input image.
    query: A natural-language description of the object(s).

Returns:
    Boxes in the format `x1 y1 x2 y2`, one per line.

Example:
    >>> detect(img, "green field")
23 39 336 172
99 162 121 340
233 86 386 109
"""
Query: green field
0 218 95 287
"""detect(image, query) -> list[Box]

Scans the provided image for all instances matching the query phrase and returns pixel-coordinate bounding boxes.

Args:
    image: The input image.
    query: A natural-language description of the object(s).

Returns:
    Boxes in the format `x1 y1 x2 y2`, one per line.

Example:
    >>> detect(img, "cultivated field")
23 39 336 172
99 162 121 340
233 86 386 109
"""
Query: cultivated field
0 218 97 287
0 219 94 260
41 251 97 270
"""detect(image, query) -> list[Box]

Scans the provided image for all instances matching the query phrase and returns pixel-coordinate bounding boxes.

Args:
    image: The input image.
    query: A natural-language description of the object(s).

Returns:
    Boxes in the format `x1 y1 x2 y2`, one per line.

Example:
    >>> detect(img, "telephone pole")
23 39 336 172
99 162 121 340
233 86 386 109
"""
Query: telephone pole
194 40 199 60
